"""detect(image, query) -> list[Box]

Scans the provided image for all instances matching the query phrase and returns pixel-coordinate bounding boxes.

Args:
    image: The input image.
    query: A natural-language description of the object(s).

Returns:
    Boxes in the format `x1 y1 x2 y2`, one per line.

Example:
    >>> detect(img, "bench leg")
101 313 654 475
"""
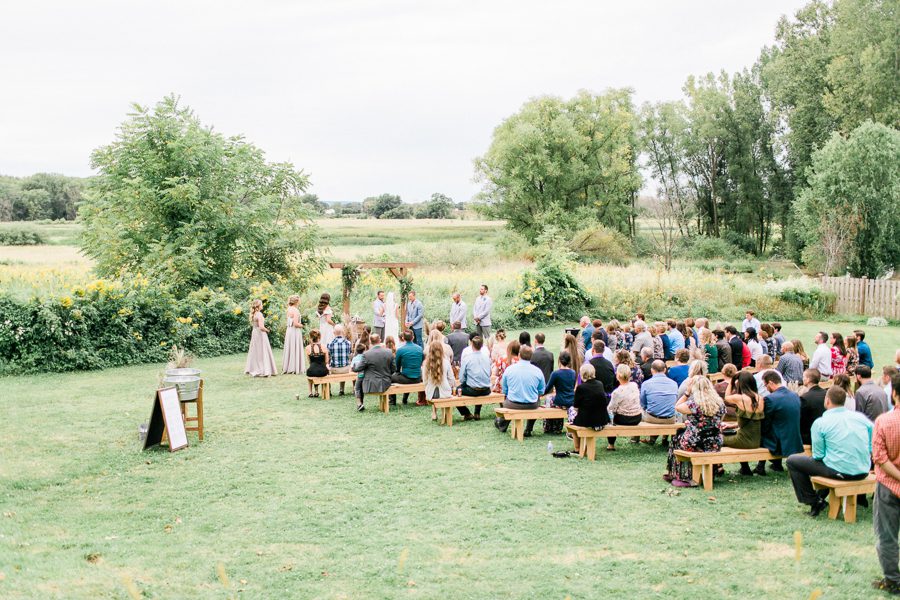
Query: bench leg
843 495 858 523
585 438 597 461
827 490 840 520
690 463 702 486
700 464 714 491
380 395 389 414
509 420 520 441
196 396 203 441
323 384 331 400
446 408 453 427
572 433 583 456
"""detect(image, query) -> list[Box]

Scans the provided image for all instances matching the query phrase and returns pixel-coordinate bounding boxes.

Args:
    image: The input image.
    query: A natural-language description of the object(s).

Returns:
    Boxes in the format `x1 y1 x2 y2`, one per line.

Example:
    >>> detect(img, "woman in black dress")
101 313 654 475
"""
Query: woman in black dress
305 329 330 397
572 363 610 430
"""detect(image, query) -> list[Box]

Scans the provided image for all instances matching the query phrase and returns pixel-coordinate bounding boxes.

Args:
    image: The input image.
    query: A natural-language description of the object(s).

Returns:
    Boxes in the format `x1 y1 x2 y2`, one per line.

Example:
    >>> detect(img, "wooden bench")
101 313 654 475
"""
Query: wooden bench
811 473 877 523
429 393 505 426
370 383 427 413
309 372 358 399
565 422 685 461
674 447 784 491
495 407 567 441
708 372 725 383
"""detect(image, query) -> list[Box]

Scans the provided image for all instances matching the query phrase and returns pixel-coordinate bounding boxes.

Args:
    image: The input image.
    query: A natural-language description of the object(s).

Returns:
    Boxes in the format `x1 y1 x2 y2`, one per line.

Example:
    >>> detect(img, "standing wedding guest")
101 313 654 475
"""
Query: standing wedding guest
352 334 393 411
786 386 872 517
327 324 353 397
844 335 860 376
872 375 900 595
423 339 453 404
665 376 726 487
473 284 492 340
799 369 827 445
245 299 278 377
405 290 425 347
456 335 492 421
607 364 642 450
531 333 555 384
316 293 335 345
282 295 306 375
855 330 875 369
573 363 610 431
304 329 329 397
741 310 761 333
808 333 833 377
372 290 386 341
776 342 806 384
830 332 848 376
449 292 468 331
855 365 889 423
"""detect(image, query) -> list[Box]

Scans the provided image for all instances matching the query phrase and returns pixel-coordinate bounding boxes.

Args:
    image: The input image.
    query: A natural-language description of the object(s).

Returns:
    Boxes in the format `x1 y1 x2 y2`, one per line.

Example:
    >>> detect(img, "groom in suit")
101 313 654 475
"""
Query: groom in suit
352 334 393 411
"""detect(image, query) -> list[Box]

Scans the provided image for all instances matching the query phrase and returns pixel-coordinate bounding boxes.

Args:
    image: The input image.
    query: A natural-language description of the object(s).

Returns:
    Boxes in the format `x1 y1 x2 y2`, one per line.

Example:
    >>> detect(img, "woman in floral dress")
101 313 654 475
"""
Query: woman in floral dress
830 332 848 376
491 340 520 394
665 375 726 487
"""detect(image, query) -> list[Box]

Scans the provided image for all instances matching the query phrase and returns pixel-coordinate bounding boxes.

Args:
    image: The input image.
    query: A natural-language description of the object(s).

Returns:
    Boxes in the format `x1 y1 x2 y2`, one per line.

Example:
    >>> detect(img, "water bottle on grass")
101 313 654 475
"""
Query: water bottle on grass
547 441 553 454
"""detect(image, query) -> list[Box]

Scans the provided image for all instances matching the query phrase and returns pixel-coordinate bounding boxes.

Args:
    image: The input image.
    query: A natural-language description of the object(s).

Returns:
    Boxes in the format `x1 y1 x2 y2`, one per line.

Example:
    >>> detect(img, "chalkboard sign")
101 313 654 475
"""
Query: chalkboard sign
142 387 189 452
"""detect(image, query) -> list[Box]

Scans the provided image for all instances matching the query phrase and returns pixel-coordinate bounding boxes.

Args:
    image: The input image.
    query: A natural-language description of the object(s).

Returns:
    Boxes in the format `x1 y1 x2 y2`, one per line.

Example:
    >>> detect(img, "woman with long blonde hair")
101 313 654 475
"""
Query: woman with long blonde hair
427 328 452 362
423 340 453 419
664 374 725 487
282 294 306 375
245 299 277 377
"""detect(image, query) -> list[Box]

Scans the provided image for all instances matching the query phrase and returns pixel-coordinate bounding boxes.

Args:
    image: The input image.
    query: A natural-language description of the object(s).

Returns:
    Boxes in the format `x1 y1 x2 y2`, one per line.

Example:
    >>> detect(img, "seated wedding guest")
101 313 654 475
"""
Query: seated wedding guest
755 371 803 475
385 335 397 357
772 322 786 357
667 349 691 387
855 365 889 423
615 349 644 388
665 375 726 487
327 324 353 397
776 342 805 384
854 329 874 369
456 336 492 421
830 332 848 376
792 339 810 369
640 360 678 444
722 370 765 476
561 333 583 381
650 323 665 360
491 340 520 394
677 360 708 398
304 329 329 397
423 339 453 417
588 345 616 395
544 351 577 433
714 329 732 372
490 329 508 361
872 375 900 594
809 331 833 378
725 326 749 368
391 330 424 405
745 327 763 367
495 345 545 437
658 322 673 360
701 329 719 374
754 355 783 398
607 364 642 450
639 347 654 381
446 322 470 369
593 319 607 345
519 331 531 348
531 333 555 384
833 373 856 411
460 330 489 363
786 386 873 517
799 368 827 445
666 320 685 355
631 320 653 357
427 329 453 363
350 343 367 411
844 334 860 376
715 363 739 398
352 334 393 411
883 366 898 400
572 363 610 431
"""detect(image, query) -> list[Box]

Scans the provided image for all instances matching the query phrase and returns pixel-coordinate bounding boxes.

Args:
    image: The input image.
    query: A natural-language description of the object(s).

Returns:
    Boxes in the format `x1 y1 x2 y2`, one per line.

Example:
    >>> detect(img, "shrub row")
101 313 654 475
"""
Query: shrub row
0 225 47 246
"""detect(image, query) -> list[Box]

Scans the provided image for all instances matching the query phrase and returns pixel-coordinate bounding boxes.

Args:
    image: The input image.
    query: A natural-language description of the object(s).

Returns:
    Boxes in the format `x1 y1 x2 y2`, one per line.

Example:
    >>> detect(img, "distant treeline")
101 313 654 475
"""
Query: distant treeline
303 192 467 219
0 173 87 221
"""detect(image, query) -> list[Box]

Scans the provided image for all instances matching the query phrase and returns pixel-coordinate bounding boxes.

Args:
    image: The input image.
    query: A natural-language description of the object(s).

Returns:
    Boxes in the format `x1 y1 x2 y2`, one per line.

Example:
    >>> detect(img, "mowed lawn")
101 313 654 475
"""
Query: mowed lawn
2 321 898 599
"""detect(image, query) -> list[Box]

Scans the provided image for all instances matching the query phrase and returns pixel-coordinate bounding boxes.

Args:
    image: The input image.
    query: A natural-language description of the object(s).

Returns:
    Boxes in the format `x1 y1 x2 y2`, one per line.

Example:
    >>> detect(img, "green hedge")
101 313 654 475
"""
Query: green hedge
0 225 46 246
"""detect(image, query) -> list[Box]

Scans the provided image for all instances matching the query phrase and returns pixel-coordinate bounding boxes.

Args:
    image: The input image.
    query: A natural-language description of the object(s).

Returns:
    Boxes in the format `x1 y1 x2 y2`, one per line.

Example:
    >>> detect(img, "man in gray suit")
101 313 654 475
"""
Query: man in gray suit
351 334 393 411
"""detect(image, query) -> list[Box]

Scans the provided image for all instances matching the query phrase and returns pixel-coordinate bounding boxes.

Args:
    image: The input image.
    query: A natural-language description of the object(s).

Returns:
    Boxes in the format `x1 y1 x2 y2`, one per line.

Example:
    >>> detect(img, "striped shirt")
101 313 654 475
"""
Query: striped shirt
873 406 900 498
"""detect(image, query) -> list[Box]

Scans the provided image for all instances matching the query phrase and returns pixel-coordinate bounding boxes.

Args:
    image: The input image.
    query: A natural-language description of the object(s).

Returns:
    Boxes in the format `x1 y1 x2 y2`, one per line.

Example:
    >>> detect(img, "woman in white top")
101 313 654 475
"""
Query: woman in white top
607 363 642 450
745 327 763 366
316 293 335 345
282 294 306 374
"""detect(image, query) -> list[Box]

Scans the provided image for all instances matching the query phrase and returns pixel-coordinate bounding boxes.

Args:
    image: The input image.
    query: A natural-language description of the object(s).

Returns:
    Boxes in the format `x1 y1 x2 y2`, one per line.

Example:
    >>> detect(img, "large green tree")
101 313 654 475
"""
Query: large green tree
80 95 323 294
474 89 641 241
793 121 900 277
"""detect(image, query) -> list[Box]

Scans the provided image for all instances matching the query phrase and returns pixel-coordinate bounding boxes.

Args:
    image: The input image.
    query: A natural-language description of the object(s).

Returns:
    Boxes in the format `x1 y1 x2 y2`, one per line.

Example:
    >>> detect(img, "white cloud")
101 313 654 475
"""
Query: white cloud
0 0 808 202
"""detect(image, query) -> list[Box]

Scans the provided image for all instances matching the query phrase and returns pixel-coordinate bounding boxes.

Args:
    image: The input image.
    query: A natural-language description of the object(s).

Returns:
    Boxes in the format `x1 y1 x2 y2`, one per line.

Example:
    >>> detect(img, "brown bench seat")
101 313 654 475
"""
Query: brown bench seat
674 447 784 491
309 372 358 399
811 473 877 523
369 383 427 413
565 422 685 461
429 393 505 426
494 407 568 441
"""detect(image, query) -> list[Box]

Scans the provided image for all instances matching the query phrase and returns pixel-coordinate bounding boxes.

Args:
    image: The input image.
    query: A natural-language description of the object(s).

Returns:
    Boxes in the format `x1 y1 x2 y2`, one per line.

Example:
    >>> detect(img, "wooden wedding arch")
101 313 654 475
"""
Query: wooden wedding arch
328 262 419 341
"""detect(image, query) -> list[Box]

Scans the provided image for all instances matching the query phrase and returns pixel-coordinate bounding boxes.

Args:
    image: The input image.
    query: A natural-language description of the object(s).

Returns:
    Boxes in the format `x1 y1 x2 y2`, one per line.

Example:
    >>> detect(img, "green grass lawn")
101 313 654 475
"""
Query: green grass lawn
2 321 897 598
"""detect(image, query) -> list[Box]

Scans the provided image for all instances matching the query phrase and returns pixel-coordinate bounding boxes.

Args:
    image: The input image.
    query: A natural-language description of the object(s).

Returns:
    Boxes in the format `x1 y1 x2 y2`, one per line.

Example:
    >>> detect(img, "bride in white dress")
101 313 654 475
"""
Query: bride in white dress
384 292 400 343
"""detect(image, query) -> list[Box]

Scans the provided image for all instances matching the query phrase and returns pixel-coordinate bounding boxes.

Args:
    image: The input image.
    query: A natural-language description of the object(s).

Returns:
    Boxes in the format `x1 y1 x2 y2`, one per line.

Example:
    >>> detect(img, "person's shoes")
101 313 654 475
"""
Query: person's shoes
356 404 365 412
523 431 533 438
770 463 785 473
402 399 408 405
739 466 754 476
662 473 675 482
753 466 767 476
871 579 900 595
463 415 475 421
858 495 870 508
389 400 397 406
473 414 481 421
672 479 698 488
809 498 828 517
630 437 640 444
415 399 428 406
713 467 726 477
606 446 616 451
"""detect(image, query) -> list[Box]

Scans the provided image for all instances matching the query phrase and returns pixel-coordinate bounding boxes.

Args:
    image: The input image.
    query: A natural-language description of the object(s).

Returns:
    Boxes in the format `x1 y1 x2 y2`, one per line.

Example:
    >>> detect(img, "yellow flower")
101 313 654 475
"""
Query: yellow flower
546 310 553 317
192 323 199 329
233 307 243 315
176 316 193 324
60 296 73 308
160 341 168 347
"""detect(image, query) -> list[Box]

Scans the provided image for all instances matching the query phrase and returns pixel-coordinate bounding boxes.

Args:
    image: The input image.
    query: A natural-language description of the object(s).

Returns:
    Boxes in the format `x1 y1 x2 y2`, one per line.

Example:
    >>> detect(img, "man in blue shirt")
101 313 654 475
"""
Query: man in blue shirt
404 290 425 347
786 386 873 516
855 329 875 369
640 360 679 444
579 316 594 351
495 345 545 437
667 349 691 387
666 320 685 354
456 336 492 421
391 330 424 405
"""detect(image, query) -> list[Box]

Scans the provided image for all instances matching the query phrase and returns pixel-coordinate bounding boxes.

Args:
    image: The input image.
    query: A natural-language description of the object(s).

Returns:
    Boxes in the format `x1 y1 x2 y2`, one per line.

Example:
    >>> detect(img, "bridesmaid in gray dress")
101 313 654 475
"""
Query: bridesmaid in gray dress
282 295 306 374
245 299 277 377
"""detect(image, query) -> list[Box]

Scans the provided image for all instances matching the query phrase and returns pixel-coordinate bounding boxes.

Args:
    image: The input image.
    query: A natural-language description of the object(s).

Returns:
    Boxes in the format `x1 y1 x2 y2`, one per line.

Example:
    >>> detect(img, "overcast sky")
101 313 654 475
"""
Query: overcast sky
0 0 809 203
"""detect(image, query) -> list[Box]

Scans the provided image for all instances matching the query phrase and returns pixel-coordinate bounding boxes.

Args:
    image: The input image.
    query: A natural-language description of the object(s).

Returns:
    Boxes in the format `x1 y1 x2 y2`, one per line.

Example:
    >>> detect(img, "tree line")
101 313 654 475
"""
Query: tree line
475 0 899 277
0 173 86 221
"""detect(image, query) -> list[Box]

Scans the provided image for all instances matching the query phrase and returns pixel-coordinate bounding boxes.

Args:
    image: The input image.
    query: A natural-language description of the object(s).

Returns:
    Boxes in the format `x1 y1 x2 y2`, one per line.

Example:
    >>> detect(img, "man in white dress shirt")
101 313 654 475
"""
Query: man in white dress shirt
473 284 492 340
372 290 386 341
449 292 467 331
741 310 761 333
809 331 833 378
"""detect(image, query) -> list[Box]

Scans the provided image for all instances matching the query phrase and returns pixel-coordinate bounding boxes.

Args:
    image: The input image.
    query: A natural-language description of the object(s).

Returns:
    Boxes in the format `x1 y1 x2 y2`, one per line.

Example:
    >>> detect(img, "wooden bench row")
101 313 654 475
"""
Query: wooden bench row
812 473 876 523
308 372 358 400
495 407 568 441
428 393 505 426
565 422 684 461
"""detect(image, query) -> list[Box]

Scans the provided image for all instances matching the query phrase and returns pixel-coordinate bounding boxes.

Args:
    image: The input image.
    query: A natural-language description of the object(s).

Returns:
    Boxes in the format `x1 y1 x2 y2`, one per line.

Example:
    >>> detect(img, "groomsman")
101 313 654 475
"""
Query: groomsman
372 290 386 340
405 290 425 347
449 292 467 330
473 284 492 340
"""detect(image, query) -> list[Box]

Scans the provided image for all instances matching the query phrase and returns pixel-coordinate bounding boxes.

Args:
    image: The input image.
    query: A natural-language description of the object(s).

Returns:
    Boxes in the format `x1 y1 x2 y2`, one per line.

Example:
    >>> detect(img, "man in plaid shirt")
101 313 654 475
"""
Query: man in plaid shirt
327 324 352 396
873 374 900 595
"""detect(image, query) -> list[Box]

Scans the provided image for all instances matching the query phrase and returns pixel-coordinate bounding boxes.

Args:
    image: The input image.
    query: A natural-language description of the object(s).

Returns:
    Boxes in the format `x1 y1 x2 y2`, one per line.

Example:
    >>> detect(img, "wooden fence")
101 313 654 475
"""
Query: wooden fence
820 276 900 319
